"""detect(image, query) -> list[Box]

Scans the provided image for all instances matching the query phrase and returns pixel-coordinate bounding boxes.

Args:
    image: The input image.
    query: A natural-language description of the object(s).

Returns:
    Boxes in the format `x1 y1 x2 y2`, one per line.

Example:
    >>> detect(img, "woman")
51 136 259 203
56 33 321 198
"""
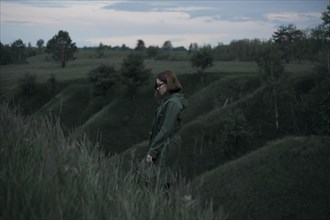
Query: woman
139 70 188 187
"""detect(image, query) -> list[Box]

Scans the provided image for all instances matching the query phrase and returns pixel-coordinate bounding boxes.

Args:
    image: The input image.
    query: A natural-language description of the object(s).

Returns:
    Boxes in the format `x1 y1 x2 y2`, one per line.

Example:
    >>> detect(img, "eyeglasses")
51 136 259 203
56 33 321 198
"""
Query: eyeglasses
155 82 165 89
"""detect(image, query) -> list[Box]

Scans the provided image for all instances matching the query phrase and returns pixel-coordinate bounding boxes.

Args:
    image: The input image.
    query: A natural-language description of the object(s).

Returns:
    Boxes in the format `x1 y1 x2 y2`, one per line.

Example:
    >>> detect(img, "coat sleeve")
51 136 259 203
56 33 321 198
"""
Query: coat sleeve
147 100 182 159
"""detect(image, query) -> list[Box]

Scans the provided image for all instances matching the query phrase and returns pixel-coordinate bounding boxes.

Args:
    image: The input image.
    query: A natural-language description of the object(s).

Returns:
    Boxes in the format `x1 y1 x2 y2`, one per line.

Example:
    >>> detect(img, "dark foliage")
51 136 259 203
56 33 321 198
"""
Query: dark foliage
120 53 151 97
46 30 77 68
190 45 214 82
18 73 37 95
88 64 118 96
11 39 27 64
0 42 13 65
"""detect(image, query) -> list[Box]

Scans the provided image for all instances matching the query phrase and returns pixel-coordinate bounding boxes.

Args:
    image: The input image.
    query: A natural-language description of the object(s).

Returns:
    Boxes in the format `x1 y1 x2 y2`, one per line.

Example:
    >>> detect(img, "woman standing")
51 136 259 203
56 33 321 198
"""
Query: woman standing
139 70 188 188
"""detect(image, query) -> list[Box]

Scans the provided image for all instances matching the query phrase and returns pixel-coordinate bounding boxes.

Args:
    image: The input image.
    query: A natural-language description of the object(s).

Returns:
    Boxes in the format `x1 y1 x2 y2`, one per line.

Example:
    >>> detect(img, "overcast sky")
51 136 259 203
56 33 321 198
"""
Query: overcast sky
0 0 328 48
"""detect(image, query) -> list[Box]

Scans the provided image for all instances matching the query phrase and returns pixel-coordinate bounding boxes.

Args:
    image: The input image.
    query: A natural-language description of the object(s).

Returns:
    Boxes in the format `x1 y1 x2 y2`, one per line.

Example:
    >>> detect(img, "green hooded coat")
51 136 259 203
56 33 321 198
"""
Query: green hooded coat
139 92 188 184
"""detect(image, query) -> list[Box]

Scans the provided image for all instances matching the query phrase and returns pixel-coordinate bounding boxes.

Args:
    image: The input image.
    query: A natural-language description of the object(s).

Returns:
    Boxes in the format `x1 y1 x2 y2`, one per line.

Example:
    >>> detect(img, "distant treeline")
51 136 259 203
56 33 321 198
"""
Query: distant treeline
1 4 329 65
0 28 326 65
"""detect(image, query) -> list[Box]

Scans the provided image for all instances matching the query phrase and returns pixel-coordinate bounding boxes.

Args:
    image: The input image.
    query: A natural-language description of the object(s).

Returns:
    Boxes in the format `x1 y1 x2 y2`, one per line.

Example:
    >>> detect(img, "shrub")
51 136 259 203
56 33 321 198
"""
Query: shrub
88 64 118 96
18 72 37 95
47 73 58 95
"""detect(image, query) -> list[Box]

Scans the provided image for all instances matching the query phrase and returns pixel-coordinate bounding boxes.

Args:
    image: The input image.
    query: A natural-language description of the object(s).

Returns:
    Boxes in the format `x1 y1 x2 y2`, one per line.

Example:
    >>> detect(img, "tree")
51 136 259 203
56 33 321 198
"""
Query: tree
272 24 304 63
0 42 13 65
322 5 330 28
146 46 160 59
190 45 214 82
88 64 118 96
46 30 77 68
36 39 44 53
219 108 252 159
320 4 330 74
96 42 105 58
26 42 37 57
162 40 173 59
120 53 151 98
18 73 37 95
188 43 198 54
162 40 173 51
11 39 26 64
257 41 285 131
135 39 145 52
121 44 130 50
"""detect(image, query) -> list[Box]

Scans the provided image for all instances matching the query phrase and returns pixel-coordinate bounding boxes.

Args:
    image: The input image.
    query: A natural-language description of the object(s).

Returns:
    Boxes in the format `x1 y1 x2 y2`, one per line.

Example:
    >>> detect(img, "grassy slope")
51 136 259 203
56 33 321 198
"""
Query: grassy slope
121 71 321 179
34 69 222 155
178 83 279 179
80 72 220 154
10 56 322 178
36 83 92 127
192 136 330 220
2 51 322 163
182 73 260 122
81 86 157 154
2 51 329 219
177 69 328 179
120 74 265 173
0 103 222 220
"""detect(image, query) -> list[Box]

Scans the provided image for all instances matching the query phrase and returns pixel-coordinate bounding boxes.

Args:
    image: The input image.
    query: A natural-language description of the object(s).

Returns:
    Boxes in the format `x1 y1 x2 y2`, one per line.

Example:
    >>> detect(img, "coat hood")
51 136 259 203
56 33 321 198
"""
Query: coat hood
168 92 188 110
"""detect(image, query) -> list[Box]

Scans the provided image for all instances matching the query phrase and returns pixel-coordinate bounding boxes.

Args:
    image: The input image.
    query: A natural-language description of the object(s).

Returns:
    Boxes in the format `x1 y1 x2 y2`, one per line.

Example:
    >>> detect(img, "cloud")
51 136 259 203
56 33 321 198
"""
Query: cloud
84 18 274 48
266 12 321 23
1 1 326 47
162 6 215 12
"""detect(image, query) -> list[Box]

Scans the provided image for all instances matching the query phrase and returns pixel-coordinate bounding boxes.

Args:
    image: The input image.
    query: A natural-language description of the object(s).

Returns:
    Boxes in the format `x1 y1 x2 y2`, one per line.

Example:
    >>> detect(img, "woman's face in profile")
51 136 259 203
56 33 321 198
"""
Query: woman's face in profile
156 78 167 95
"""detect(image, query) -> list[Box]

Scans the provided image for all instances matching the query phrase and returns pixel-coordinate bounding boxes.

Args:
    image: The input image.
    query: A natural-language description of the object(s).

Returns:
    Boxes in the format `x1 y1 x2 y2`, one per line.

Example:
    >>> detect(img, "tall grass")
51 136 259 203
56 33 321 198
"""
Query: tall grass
0 102 223 220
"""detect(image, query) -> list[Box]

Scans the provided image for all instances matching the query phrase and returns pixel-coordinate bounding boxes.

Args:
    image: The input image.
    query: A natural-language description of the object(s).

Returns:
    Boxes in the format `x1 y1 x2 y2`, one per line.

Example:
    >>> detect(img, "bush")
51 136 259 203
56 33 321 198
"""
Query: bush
18 72 37 95
47 73 58 96
88 64 118 96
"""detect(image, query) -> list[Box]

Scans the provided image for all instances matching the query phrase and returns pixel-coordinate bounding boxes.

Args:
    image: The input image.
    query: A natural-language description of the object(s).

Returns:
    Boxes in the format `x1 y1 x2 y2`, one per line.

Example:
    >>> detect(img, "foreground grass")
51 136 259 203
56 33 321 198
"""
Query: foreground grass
0 102 223 220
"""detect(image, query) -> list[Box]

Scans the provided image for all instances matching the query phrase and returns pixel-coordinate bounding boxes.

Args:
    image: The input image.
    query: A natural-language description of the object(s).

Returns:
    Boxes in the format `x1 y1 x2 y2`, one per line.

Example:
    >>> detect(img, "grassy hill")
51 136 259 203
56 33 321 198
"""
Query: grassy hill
192 136 330 220
36 83 92 127
0 102 222 220
81 86 157 153
0 49 313 93
32 69 227 154
118 69 329 180
1 50 329 220
120 74 267 175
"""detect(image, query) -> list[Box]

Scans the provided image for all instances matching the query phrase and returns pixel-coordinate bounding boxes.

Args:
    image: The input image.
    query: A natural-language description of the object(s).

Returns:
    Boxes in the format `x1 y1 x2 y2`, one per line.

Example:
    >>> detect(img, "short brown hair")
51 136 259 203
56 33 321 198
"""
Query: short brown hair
154 70 182 93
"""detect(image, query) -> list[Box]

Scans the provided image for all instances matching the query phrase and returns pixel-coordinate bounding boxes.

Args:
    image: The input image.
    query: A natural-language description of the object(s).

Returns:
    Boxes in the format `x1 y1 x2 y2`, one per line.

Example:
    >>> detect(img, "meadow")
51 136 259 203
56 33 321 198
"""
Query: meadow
1 49 329 219
0 49 313 92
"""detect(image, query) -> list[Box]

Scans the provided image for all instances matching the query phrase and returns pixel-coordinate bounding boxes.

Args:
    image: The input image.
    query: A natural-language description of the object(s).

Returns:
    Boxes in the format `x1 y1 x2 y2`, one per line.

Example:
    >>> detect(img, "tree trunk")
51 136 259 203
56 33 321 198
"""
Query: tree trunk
273 86 279 131
199 69 205 83
61 45 66 68
328 48 330 74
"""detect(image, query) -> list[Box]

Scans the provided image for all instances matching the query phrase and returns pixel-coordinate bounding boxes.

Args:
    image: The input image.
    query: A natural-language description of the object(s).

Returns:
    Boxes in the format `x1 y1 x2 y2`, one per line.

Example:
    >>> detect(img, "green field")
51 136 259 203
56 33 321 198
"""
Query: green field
0 49 314 92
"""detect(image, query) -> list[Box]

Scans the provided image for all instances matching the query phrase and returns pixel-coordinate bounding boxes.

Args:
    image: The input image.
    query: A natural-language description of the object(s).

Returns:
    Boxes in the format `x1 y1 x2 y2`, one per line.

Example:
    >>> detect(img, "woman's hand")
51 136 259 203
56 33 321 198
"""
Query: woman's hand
146 154 153 163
